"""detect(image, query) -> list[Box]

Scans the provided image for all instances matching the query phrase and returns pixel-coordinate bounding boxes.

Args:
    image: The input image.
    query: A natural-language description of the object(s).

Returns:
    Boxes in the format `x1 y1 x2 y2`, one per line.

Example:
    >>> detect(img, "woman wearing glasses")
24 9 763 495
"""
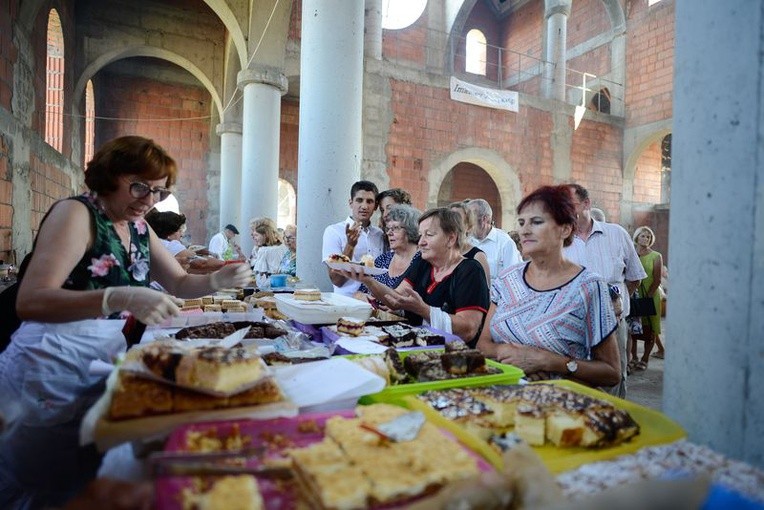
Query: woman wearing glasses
357 204 422 299
0 136 250 508
277 224 298 276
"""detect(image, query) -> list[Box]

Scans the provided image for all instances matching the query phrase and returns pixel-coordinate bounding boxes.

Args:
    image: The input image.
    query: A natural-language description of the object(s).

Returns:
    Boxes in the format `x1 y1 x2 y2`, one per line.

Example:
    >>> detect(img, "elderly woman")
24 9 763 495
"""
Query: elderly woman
343 208 489 346
277 224 297 276
476 185 620 387
377 188 412 250
0 136 250 508
252 220 288 280
449 201 490 285
357 204 421 299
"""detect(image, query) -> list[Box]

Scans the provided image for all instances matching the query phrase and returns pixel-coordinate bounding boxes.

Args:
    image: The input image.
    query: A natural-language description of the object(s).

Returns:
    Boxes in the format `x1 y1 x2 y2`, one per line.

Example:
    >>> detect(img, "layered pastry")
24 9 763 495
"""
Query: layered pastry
108 370 283 420
336 316 366 336
288 404 478 508
417 384 640 449
293 288 322 301
175 346 267 394
414 329 445 347
203 304 222 312
175 322 237 340
221 299 247 312
201 296 215 305
138 342 268 393
182 475 264 510
359 254 375 268
381 325 417 348
183 298 203 309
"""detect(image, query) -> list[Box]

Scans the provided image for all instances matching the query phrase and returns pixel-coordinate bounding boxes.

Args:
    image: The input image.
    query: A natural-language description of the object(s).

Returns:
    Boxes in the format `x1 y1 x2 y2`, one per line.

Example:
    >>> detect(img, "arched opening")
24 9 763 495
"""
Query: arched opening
83 80 95 168
278 179 296 229
437 162 504 228
465 29 487 76
45 9 64 152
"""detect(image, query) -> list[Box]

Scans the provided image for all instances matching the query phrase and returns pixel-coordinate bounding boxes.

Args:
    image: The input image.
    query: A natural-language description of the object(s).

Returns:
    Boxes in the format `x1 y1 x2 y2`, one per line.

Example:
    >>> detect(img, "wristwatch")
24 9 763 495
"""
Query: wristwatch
565 358 579 375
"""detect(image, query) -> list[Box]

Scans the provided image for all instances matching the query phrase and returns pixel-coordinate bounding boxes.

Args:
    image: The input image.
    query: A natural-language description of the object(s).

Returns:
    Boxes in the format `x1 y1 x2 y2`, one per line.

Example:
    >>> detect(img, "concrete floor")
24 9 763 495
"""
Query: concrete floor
623 322 665 411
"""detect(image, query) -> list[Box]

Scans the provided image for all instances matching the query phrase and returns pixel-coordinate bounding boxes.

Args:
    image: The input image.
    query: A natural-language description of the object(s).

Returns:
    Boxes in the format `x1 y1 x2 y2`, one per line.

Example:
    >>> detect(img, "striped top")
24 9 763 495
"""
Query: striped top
563 220 646 316
489 262 618 360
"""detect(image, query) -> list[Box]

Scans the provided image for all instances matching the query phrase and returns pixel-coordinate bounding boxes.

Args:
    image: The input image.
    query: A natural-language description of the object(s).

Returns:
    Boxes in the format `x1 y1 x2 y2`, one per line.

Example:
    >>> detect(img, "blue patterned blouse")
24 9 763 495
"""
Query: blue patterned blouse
489 262 617 360
358 250 421 292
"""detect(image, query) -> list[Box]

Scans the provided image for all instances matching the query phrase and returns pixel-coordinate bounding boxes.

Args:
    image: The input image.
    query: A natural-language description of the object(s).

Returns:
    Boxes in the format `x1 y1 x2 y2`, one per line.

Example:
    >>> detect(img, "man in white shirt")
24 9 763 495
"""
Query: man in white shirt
208 224 242 260
563 184 647 398
322 180 385 295
467 198 522 281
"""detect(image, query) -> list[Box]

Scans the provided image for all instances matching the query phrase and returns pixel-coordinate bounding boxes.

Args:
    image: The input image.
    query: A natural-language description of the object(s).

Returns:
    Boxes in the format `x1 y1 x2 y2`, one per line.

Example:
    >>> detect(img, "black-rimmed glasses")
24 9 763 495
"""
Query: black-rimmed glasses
129 181 171 201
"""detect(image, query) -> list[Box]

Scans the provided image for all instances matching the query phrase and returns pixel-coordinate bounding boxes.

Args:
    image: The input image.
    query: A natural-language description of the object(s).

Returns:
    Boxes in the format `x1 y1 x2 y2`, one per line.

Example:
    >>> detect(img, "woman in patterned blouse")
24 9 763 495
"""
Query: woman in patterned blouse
476 185 621 387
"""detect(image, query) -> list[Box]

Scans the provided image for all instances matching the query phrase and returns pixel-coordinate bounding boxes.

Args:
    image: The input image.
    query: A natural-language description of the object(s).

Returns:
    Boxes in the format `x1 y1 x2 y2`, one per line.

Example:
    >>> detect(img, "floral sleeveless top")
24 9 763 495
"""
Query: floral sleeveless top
62 193 151 291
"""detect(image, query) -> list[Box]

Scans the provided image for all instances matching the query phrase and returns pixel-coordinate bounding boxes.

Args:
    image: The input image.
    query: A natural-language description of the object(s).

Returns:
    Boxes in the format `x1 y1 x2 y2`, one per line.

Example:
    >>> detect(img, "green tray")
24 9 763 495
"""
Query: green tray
349 350 525 406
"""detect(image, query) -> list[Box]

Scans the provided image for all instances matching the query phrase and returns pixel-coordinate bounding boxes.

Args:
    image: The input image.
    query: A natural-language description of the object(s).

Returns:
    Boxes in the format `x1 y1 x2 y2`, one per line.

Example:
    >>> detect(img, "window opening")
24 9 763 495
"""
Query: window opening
45 9 64 152
590 87 611 114
278 179 296 229
465 29 487 76
84 80 95 168
382 0 427 30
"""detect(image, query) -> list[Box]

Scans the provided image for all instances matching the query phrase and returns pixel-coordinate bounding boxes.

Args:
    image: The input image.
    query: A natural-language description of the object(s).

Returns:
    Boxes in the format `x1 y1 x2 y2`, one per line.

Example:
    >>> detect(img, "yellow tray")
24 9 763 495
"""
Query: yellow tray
399 379 687 474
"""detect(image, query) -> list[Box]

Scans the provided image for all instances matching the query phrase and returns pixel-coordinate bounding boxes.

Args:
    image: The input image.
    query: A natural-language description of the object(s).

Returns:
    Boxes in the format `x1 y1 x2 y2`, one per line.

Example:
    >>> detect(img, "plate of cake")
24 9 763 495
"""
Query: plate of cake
324 253 388 276
154 404 493 510
274 292 372 324
407 380 686 473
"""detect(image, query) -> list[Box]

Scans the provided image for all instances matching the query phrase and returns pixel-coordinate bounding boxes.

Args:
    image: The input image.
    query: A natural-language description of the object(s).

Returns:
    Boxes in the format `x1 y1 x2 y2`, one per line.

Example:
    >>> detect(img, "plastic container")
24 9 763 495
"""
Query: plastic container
355 349 524 406
269 274 288 288
274 292 372 324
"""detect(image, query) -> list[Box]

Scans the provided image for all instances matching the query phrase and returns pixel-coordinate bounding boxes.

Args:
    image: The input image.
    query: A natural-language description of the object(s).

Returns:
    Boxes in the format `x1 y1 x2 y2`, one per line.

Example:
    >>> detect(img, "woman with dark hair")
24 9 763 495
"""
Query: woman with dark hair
144 210 223 274
377 188 412 250
357 204 421 297
477 185 621 387
449 201 490 285
342 207 489 346
0 136 251 508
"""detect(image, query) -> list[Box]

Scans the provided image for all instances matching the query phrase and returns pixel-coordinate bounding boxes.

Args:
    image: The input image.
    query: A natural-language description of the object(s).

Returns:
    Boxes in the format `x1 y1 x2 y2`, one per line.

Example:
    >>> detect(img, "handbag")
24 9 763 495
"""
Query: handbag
628 283 657 318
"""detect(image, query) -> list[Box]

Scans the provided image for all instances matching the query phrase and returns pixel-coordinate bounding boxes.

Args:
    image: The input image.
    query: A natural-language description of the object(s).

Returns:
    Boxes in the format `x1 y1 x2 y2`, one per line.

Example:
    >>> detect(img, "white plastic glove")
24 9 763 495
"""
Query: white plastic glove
102 287 183 326
209 262 252 290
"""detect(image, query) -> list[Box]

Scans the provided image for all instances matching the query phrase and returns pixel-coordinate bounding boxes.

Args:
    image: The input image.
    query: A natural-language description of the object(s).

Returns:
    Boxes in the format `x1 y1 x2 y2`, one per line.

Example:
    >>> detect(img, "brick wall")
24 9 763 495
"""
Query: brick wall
0 1 17 110
501 0 542 92
567 0 612 49
382 10 429 66
446 162 503 228
570 120 624 218
633 139 662 203
386 79 555 214
625 0 674 127
29 153 70 236
95 72 212 245
279 98 299 192
289 0 302 41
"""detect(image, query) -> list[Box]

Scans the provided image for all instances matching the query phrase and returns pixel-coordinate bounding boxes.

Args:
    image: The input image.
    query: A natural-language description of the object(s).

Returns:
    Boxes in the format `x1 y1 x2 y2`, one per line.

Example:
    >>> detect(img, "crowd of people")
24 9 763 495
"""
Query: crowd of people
0 135 668 508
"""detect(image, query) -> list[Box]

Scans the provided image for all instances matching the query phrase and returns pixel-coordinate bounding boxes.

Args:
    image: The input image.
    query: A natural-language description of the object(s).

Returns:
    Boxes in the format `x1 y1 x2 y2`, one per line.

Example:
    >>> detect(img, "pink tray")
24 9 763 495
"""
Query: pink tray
156 410 492 509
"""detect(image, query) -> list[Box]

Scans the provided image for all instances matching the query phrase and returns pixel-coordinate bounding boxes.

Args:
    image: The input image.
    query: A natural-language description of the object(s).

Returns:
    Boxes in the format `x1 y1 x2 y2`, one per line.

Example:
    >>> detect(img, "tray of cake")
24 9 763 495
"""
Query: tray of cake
274 291 373 324
343 341 524 406
81 340 298 451
322 318 461 354
398 379 686 474
154 403 494 510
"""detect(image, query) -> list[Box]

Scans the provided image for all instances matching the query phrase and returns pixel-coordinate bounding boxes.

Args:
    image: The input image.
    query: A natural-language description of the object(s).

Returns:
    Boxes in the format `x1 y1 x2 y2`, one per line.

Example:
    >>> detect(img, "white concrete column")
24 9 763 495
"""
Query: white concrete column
542 0 571 101
665 0 764 469
237 66 288 256
297 0 365 290
215 122 242 232
364 0 383 60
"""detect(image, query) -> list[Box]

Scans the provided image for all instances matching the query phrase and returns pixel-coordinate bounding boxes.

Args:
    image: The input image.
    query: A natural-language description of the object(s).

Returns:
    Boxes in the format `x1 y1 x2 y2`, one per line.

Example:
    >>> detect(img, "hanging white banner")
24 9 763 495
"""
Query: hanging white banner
449 76 519 112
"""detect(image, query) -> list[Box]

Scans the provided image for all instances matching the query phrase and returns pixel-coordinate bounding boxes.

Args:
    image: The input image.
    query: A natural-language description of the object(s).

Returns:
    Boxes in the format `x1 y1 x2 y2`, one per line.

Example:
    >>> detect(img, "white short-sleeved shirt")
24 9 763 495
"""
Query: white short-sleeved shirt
322 217 385 295
161 239 187 256
470 226 522 281
253 244 289 274
563 220 647 316
208 232 228 259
